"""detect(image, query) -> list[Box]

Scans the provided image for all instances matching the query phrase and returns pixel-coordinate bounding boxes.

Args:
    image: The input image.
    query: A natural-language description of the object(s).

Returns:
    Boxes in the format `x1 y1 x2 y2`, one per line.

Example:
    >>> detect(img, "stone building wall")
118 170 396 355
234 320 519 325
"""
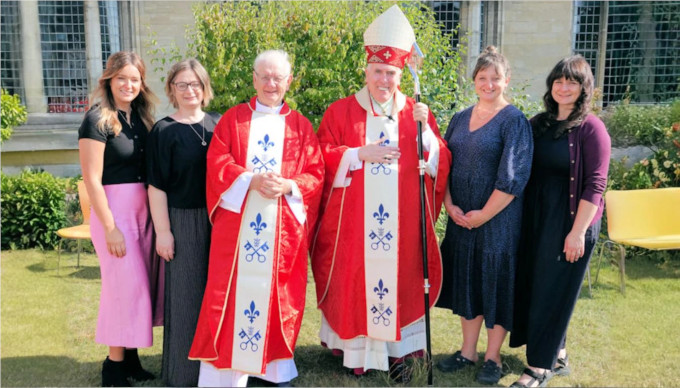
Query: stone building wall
498 1 574 101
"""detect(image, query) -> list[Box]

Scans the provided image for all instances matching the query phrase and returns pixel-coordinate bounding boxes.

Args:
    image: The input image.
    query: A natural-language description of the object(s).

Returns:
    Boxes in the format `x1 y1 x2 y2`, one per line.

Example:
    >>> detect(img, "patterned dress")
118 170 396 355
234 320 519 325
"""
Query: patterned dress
436 105 533 331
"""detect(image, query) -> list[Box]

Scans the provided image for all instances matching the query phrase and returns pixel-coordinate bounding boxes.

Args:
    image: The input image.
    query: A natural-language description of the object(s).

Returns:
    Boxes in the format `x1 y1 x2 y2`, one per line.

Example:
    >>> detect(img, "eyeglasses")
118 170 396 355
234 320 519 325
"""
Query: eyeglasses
173 81 202 91
254 72 289 85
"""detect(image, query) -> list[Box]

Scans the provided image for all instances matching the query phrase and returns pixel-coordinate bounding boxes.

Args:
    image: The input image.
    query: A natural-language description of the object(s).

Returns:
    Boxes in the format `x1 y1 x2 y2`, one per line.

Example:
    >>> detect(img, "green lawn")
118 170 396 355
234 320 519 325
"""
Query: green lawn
2 249 679 387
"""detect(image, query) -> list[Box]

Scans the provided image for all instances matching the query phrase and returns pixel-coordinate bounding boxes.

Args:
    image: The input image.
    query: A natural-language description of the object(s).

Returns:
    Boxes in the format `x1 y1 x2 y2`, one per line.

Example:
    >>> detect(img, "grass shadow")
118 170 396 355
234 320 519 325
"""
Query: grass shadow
66 265 101 280
1 355 100 387
1 354 163 388
25 261 52 273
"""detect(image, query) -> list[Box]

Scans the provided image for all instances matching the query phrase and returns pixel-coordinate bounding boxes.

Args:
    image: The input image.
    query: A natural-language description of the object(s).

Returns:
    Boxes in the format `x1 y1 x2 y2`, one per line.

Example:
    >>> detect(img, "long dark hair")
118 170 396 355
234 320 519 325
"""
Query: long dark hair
534 55 594 138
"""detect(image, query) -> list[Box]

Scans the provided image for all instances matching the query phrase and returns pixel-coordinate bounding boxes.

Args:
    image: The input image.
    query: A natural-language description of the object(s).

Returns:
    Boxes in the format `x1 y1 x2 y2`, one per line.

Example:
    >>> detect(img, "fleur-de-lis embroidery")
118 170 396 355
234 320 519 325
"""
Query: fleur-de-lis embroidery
373 278 389 300
244 301 260 323
249 213 267 235
378 131 390 146
258 134 275 151
372 204 390 225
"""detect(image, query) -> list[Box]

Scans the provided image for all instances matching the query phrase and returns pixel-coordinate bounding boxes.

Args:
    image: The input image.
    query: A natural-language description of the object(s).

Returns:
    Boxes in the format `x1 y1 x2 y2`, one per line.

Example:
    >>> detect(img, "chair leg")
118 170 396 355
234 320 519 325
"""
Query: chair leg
594 240 609 285
618 244 626 296
77 239 82 268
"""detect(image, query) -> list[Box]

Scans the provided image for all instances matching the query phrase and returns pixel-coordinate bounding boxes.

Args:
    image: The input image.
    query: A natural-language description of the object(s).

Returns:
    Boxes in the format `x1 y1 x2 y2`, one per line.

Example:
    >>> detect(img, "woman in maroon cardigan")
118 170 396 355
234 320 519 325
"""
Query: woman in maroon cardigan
509 56 611 387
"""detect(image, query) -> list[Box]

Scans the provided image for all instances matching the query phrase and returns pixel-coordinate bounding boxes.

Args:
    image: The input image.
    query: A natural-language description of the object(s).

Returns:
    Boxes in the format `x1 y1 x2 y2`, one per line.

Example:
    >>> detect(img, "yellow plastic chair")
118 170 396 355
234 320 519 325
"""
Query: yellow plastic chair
594 187 680 295
56 181 91 273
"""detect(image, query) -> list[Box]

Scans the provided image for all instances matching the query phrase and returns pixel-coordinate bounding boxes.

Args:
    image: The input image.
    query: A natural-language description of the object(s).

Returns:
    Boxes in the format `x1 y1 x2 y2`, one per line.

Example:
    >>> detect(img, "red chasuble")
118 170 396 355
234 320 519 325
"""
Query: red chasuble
311 87 451 340
189 98 324 371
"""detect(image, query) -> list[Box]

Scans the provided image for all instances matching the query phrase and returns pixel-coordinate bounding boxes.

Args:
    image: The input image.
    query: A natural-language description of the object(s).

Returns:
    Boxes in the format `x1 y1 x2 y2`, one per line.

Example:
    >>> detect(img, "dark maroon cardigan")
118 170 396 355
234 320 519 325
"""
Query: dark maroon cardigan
532 113 611 226
567 114 611 225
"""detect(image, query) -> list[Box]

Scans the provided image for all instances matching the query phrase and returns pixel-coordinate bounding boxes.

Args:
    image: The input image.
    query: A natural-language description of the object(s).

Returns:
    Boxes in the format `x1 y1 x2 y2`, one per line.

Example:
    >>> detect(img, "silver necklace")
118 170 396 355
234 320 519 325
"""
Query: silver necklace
187 116 206 146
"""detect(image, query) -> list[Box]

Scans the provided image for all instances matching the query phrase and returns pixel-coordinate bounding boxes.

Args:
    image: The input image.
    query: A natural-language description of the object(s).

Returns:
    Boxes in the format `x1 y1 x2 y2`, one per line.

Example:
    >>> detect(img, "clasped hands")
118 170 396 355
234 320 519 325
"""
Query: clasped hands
357 102 430 164
446 204 489 230
250 172 292 199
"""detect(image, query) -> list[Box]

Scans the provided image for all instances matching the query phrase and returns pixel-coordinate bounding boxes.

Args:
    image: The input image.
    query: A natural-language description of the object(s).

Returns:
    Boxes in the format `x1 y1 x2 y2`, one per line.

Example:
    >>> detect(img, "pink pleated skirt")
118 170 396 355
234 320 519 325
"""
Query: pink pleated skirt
90 183 164 347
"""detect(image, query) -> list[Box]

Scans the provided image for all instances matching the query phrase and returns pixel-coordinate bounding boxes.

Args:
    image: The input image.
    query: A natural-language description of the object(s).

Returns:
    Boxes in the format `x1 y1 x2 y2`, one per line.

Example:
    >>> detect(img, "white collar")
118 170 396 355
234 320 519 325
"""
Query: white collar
256 100 283 114
370 94 394 117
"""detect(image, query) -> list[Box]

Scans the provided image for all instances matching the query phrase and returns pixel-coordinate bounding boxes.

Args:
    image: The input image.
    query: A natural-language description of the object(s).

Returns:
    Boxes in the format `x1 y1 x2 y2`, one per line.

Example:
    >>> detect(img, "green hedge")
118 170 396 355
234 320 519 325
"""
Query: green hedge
600 99 680 147
1 170 69 250
1 88 27 143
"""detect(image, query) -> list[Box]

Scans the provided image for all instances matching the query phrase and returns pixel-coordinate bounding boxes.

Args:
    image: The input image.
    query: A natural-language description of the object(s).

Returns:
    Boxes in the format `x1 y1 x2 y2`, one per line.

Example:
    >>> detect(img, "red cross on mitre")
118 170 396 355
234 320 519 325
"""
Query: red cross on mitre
365 45 411 68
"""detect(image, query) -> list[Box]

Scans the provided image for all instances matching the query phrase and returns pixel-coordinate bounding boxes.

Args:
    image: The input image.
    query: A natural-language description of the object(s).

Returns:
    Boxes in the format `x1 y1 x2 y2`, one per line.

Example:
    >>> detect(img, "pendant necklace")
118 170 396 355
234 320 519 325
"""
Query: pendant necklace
370 95 394 121
187 116 207 146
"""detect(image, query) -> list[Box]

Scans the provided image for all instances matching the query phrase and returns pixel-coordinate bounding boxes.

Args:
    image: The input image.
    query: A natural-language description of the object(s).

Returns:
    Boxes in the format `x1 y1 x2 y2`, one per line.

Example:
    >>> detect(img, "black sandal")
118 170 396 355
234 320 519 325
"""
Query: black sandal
509 368 552 388
436 350 476 373
553 354 570 376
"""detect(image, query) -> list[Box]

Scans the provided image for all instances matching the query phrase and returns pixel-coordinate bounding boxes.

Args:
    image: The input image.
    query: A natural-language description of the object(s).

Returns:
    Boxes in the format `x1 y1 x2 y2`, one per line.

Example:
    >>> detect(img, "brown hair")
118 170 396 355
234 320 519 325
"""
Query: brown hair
165 58 214 109
471 46 511 80
90 51 157 135
535 55 594 138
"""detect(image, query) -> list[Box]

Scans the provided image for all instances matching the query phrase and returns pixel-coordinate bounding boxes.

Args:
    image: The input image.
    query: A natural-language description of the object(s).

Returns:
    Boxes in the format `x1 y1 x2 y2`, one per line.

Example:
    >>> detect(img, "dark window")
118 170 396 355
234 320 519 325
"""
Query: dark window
1 0 24 102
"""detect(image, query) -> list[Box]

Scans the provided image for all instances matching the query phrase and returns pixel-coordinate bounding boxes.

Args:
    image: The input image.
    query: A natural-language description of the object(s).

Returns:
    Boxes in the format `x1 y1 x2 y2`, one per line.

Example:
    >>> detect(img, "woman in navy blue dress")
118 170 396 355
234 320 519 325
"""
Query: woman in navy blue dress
436 46 533 385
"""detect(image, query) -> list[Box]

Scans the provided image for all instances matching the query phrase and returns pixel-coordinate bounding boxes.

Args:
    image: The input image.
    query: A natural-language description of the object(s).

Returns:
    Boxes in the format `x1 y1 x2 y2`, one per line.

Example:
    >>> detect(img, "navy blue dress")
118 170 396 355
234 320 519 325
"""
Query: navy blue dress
436 105 533 331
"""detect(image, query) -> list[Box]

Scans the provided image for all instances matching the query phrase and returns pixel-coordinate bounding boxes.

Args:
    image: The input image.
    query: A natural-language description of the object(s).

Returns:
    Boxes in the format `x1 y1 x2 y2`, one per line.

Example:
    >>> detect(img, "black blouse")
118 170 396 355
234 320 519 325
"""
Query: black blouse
146 112 221 209
78 106 148 185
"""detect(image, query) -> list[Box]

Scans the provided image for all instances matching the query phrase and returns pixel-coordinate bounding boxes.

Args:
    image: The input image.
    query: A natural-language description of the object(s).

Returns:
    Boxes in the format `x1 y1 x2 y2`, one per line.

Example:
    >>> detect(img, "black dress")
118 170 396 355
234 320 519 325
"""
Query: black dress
147 113 220 387
510 123 600 369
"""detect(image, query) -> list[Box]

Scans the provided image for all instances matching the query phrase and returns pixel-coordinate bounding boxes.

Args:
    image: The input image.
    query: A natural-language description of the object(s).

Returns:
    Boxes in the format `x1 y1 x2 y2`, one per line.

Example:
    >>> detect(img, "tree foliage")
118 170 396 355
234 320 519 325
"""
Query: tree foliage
1 89 27 143
152 1 464 130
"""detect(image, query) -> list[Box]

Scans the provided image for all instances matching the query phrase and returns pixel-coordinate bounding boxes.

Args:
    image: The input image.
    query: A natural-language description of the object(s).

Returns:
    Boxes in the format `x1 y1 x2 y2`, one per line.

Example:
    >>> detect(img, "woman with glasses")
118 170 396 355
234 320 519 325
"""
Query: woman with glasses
147 58 220 387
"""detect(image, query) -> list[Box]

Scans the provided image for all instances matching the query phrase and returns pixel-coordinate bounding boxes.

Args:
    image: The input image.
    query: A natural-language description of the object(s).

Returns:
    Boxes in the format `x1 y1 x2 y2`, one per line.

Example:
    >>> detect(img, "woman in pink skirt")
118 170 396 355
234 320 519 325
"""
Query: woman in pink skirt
79 51 162 387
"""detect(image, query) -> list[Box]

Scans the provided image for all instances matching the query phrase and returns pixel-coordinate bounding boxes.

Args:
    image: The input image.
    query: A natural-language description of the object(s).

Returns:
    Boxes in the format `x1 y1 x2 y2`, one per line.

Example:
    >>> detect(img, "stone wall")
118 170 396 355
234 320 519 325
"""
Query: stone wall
135 1 197 118
499 1 574 101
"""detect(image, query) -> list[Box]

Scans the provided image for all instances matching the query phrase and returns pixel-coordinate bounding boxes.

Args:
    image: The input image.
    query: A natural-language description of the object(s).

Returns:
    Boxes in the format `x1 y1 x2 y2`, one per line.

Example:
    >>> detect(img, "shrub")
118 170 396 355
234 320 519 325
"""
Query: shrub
607 122 680 190
600 102 676 147
1 88 27 143
149 1 464 130
1 170 69 250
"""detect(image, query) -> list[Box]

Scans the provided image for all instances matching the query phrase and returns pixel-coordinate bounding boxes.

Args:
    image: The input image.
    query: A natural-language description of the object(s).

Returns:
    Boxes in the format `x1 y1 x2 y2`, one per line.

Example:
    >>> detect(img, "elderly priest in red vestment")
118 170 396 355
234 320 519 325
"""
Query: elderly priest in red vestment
310 4 452 382
189 49 324 387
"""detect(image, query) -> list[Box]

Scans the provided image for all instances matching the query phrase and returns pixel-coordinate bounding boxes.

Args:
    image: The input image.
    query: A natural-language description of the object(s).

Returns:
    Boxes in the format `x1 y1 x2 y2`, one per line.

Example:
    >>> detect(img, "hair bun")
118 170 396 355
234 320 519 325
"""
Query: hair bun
484 45 498 54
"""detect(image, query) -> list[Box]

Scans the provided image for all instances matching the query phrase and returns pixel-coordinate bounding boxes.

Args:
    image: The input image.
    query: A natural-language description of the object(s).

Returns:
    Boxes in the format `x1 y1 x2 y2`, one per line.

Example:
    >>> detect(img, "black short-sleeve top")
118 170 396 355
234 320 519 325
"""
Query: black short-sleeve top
78 105 148 185
146 112 221 209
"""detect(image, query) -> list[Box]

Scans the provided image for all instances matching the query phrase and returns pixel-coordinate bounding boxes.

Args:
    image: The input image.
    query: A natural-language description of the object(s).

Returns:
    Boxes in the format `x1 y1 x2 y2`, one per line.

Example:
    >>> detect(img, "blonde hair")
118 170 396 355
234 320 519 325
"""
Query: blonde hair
472 46 511 80
165 58 214 109
90 51 157 135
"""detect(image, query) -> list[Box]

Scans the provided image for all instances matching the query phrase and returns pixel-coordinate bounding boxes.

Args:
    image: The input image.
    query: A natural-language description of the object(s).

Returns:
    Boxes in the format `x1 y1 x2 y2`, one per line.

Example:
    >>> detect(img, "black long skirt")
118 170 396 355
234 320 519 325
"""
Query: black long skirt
161 207 211 387
510 161 600 369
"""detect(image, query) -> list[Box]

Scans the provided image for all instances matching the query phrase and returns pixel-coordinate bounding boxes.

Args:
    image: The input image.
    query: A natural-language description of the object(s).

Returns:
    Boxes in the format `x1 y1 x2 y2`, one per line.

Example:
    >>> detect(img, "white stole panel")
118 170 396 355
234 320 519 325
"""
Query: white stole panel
363 114 399 341
231 112 285 375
